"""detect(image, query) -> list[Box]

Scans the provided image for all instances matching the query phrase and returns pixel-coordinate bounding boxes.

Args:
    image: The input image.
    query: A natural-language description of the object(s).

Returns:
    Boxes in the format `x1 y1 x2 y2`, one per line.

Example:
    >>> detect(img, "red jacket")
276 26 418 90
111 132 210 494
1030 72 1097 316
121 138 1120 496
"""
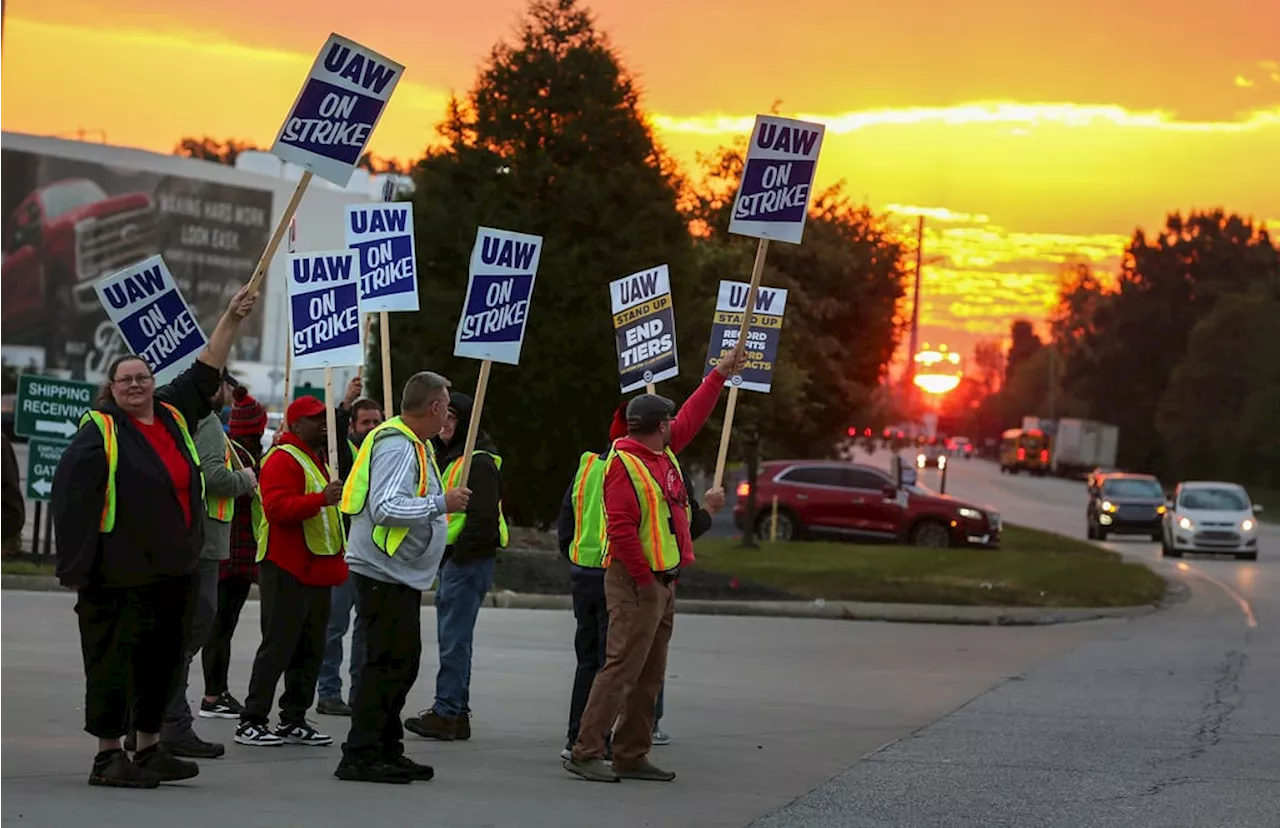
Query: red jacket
604 370 726 586
259 433 348 587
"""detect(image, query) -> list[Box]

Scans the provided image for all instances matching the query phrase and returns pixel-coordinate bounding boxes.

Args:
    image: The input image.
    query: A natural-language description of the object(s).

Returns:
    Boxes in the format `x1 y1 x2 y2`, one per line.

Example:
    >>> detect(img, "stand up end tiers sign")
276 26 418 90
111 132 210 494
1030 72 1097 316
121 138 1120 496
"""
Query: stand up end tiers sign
611 265 679 393
271 34 404 187
728 115 826 245
94 255 208 385
288 250 363 370
703 280 789 393
454 227 543 366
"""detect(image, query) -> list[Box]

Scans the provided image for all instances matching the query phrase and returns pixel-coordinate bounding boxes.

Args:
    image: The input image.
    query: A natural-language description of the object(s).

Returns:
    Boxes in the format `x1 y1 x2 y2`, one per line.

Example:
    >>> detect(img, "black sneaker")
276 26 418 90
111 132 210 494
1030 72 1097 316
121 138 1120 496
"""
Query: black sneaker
276 720 333 746
316 698 352 717
234 721 284 747
334 757 413 784
133 744 200 782
88 749 160 789
165 735 226 759
385 753 434 781
199 693 242 719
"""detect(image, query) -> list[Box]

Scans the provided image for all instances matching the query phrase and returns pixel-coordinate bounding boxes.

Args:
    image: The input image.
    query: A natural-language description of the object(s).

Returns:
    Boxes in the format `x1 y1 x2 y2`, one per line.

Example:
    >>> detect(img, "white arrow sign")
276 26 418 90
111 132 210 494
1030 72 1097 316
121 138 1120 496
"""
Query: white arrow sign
34 420 77 438
31 479 52 497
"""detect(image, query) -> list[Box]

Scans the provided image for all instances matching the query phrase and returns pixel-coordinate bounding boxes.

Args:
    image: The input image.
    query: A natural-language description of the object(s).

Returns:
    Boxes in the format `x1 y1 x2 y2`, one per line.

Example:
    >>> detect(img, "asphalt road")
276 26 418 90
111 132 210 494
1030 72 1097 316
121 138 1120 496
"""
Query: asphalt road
752 454 1280 827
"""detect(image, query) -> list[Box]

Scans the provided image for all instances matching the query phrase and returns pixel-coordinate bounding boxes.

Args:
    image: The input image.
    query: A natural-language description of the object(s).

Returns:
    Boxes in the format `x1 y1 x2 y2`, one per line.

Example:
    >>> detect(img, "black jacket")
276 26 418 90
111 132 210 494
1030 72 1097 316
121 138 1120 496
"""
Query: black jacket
556 450 712 560
434 431 503 565
53 360 220 589
2 434 23 544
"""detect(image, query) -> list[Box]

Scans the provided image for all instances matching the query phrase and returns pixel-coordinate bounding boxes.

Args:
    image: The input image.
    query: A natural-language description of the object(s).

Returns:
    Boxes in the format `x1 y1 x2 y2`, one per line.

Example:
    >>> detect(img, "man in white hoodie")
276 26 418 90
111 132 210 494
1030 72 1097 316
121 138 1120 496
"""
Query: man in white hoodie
333 371 471 785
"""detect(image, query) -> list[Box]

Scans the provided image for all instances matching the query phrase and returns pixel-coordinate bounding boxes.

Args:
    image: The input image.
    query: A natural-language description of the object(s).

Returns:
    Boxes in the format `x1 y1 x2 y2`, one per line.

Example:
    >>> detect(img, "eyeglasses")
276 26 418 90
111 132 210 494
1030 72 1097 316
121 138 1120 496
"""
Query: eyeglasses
113 374 154 387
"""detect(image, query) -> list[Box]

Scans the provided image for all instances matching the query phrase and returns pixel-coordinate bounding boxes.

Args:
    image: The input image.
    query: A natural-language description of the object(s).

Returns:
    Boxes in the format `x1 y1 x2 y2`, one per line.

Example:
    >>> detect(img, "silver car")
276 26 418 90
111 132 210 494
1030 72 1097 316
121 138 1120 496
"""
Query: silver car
1161 481 1262 561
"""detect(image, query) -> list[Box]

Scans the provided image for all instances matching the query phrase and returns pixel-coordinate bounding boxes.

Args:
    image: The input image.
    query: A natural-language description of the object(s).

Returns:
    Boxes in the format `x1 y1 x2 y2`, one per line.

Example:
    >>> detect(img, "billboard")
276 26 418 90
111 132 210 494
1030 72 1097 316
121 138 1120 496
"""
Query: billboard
0 148 274 382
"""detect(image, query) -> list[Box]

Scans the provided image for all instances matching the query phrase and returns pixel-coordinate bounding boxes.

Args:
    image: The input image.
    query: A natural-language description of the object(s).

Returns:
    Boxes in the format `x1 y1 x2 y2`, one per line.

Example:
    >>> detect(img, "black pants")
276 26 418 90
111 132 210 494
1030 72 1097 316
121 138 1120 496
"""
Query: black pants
201 575 254 697
566 567 608 743
76 575 195 739
241 561 331 726
344 573 422 759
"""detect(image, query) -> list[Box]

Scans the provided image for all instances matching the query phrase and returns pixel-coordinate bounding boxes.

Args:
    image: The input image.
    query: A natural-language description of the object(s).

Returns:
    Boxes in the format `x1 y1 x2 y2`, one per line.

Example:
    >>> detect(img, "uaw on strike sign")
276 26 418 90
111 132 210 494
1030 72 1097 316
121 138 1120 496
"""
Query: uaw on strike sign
271 34 404 187
610 265 679 393
729 115 826 245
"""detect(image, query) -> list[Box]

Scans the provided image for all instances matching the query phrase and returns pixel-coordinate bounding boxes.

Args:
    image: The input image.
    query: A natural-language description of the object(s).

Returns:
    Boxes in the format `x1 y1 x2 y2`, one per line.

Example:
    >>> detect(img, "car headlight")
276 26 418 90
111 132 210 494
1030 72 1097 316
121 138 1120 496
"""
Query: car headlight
938 456 947 470
1178 516 1194 531
1156 505 1166 515
1101 501 1117 513
916 455 925 468
1242 519 1256 532
958 507 982 520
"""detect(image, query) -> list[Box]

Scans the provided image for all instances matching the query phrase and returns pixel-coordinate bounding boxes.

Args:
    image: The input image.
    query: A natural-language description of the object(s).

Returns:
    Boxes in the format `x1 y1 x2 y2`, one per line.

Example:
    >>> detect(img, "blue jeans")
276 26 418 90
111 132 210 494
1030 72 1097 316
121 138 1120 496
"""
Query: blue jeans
433 557 496 717
655 685 665 725
317 577 365 702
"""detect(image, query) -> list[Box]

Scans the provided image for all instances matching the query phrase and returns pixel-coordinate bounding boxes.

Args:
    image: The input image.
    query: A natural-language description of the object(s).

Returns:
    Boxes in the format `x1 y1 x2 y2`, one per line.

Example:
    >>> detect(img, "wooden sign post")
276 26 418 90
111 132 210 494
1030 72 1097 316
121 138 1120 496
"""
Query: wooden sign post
713 238 769 488
456 360 493 485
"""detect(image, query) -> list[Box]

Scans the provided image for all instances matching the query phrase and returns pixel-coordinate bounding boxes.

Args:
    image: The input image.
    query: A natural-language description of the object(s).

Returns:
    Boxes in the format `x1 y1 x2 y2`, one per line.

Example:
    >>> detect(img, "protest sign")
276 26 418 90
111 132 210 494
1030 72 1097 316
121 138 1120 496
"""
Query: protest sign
345 203 418 312
94 255 208 384
286 250 362 370
271 33 404 188
452 226 544 486
703 280 788 393
453 227 543 366
247 34 403 295
728 115 826 245
611 265 678 393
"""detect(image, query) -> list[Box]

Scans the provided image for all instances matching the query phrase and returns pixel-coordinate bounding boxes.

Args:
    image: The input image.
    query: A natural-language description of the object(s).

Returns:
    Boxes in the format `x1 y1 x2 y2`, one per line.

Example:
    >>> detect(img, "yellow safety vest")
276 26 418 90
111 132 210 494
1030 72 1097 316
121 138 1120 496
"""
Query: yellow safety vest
340 417 439 557
205 434 236 523
255 443 343 561
604 446 691 572
78 402 204 533
568 451 608 568
441 451 509 548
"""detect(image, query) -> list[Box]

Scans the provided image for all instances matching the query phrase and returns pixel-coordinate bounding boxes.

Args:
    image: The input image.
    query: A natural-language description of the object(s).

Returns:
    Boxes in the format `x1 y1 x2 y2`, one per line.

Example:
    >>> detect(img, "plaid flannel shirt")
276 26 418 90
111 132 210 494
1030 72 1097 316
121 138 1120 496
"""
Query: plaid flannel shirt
220 440 260 583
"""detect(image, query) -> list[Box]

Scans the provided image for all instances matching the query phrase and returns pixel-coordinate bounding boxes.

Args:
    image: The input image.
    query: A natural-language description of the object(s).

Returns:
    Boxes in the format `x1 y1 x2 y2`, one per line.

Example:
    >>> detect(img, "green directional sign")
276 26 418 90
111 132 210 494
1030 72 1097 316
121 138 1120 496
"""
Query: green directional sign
14 374 96 441
294 385 324 403
26 440 66 502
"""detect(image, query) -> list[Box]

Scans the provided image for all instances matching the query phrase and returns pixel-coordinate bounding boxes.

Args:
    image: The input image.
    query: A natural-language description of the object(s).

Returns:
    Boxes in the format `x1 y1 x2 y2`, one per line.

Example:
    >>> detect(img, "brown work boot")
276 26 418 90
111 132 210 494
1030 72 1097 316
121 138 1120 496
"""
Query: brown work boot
563 757 619 783
404 710 457 741
612 758 676 781
455 711 471 741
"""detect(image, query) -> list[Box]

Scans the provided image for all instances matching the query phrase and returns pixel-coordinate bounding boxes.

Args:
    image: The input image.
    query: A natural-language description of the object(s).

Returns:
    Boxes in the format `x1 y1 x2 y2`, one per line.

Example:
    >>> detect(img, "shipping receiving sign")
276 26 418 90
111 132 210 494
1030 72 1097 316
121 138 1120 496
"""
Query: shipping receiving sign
453 227 543 366
287 250 363 369
728 115 826 245
271 33 404 187
703 280 789 393
611 265 679 393
94 255 209 385
345 203 418 312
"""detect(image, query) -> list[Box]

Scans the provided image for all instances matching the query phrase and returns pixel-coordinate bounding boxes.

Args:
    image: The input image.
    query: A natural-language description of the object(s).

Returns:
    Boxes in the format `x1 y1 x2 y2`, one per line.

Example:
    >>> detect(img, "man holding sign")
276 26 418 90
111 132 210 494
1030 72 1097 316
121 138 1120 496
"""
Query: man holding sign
565 342 745 784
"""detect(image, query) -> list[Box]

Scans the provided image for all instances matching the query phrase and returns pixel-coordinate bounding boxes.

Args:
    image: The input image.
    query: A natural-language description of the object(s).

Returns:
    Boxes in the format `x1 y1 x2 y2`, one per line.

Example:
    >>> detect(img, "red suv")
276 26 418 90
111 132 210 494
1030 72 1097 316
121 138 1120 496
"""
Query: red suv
733 460 1001 548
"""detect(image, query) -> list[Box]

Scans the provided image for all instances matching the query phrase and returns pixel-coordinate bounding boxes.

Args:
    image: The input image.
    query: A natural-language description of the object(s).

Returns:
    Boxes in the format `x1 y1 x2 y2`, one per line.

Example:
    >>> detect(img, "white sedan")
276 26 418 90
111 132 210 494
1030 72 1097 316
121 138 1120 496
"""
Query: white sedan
1161 481 1262 561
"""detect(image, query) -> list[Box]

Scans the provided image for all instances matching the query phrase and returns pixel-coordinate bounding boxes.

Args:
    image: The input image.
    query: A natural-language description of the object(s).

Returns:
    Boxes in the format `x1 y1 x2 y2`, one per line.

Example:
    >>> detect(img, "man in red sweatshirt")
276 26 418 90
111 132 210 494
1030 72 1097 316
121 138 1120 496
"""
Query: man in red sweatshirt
236 396 348 748
565 342 744 783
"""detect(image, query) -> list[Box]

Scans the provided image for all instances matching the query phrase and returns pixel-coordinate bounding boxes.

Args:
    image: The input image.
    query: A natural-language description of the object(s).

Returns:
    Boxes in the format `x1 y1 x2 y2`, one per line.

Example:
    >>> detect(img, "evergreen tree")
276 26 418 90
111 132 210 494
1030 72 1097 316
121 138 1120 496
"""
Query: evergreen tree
377 0 696 525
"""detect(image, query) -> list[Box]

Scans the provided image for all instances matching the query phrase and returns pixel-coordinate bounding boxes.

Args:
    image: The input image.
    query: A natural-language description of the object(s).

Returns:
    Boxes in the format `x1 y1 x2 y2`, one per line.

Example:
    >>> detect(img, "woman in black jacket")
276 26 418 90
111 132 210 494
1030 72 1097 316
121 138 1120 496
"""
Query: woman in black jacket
52 285 257 789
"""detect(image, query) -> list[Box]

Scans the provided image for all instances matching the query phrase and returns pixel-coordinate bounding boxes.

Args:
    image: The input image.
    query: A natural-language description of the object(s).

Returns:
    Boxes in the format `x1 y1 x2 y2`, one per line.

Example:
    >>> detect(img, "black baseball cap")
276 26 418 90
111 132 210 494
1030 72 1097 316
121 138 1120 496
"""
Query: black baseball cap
626 393 676 433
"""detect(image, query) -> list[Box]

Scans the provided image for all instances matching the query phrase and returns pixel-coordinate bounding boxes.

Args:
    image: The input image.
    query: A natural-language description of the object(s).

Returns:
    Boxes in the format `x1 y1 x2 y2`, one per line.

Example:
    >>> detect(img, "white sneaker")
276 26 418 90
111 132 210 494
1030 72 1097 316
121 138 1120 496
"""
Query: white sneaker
234 722 283 747
560 747 573 761
275 721 332 746
652 729 671 746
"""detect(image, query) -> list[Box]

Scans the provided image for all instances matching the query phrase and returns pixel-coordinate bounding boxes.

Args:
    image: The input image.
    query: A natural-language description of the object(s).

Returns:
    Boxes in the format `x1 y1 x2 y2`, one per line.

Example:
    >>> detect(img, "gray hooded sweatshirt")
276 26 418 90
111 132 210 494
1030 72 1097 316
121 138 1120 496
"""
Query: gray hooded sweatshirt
194 412 257 560
345 430 448 592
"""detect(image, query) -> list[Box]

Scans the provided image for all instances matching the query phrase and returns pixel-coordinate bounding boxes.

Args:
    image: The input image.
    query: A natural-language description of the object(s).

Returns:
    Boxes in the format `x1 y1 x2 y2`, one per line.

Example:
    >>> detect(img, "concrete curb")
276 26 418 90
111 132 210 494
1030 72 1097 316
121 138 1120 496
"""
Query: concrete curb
1 574 1175 626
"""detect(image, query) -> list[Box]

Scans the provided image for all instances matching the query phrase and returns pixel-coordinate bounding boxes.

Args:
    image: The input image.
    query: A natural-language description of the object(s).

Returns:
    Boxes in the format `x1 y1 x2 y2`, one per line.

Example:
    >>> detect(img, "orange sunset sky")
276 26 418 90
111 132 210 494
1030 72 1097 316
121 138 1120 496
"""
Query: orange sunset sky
3 0 1279 366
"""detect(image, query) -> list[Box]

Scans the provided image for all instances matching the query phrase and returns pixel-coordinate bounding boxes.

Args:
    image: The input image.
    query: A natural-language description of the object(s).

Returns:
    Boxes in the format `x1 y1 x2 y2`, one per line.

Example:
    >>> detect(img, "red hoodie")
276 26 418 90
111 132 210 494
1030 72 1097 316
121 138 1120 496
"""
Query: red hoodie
604 370 726 586
259 432 348 587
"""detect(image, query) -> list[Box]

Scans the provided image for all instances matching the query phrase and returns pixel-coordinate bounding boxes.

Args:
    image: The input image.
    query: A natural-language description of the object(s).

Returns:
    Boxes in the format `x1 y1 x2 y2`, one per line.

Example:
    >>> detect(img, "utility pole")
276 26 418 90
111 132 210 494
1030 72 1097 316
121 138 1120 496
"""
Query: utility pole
902 215 925 406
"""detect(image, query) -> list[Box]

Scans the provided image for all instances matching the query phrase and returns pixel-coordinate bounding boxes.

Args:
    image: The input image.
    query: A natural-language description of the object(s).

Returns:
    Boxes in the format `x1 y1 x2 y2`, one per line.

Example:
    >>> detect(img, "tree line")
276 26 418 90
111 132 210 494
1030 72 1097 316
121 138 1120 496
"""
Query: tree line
955 211 1280 496
176 0 911 525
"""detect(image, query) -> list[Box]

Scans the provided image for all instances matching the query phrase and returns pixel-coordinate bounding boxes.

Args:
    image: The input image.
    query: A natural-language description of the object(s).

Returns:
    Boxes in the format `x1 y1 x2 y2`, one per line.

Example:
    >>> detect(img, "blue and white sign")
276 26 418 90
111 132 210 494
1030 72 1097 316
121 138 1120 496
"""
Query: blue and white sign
345 203 418 312
611 265 679 393
94 255 208 385
270 33 404 187
728 115 826 245
287 250 363 369
453 227 543 366
702 280 789 393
